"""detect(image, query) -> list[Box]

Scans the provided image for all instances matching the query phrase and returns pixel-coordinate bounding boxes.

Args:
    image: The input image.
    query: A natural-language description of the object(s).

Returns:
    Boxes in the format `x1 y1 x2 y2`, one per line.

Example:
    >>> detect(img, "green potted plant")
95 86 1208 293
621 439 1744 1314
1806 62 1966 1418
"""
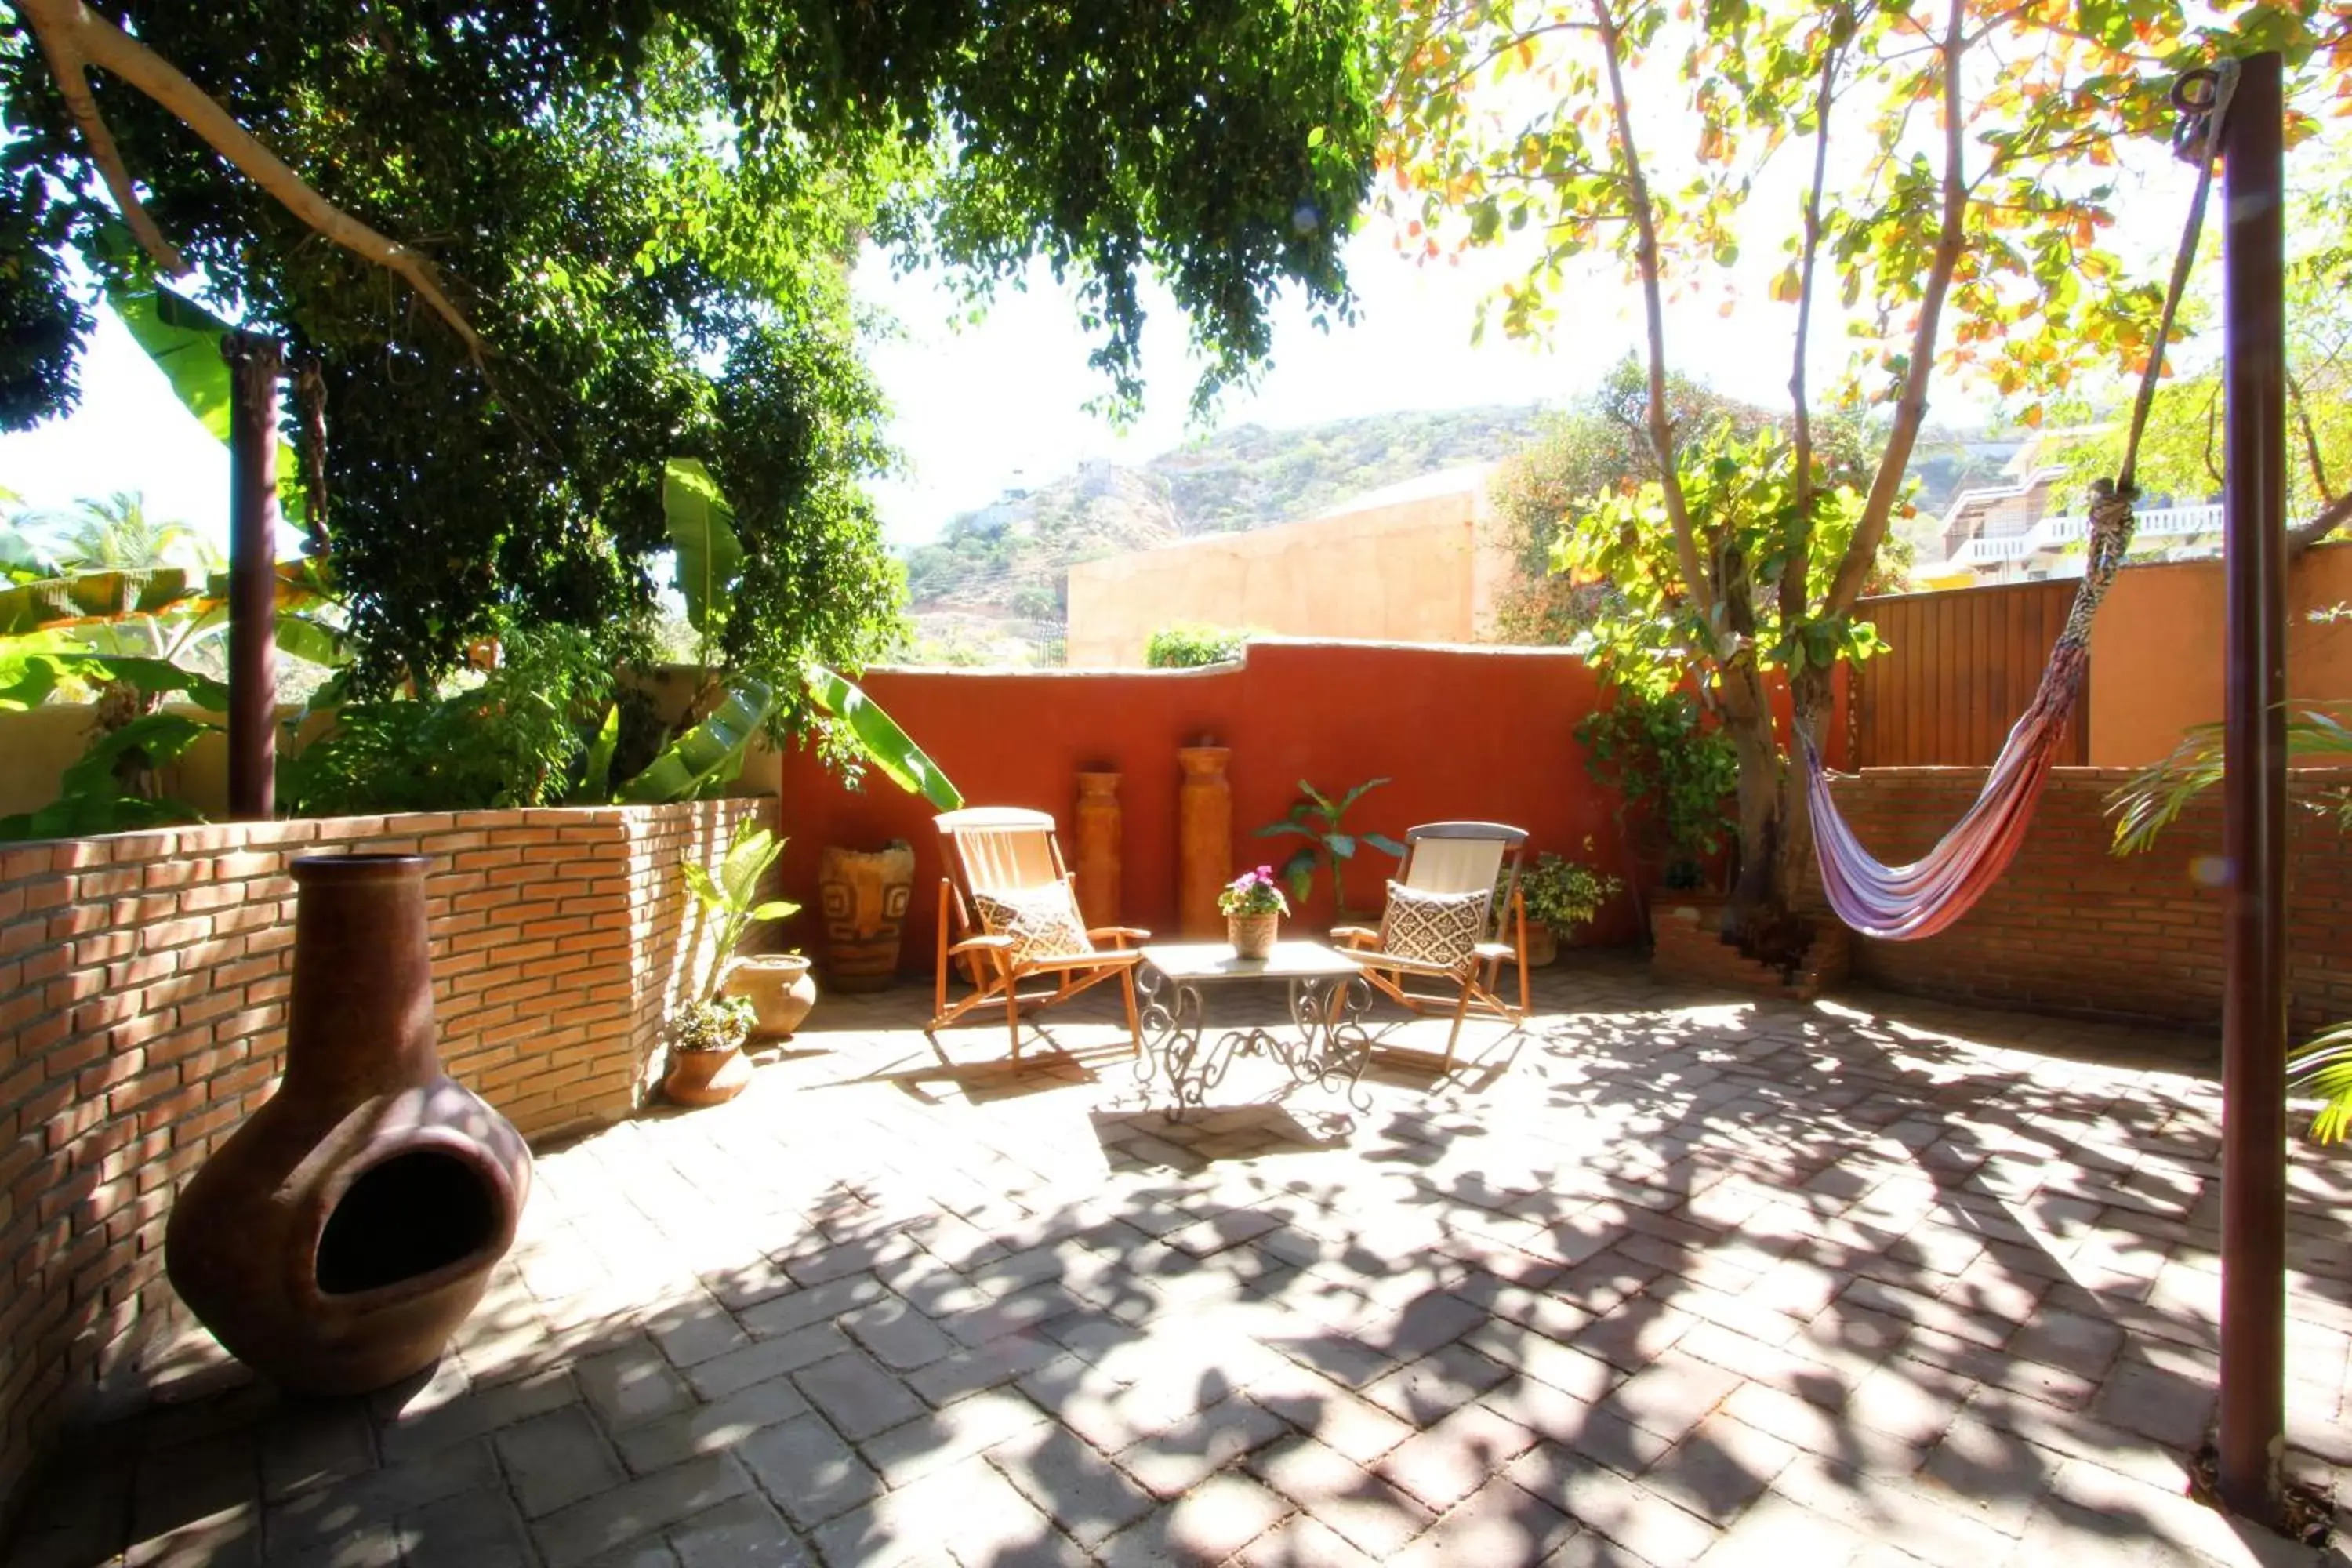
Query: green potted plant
1253 777 1406 923
666 821 799 1106
1505 845 1625 967
1218 863 1290 960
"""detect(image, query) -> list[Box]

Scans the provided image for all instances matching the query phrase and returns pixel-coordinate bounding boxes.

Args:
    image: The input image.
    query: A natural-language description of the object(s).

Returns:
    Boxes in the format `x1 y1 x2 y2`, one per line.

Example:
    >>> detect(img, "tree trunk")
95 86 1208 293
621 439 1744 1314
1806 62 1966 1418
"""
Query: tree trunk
1719 662 1834 962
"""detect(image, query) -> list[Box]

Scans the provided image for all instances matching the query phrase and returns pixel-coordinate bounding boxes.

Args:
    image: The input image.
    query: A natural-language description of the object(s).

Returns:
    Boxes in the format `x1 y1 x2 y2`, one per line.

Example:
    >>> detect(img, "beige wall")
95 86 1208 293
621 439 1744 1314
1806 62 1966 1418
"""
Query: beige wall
2086 541 2352 766
1065 480 1514 667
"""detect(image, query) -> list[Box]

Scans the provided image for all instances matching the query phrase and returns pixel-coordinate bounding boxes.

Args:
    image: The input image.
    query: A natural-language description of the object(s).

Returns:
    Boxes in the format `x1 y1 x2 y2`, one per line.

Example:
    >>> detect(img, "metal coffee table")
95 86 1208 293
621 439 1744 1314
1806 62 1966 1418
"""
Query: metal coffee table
1134 940 1377 1112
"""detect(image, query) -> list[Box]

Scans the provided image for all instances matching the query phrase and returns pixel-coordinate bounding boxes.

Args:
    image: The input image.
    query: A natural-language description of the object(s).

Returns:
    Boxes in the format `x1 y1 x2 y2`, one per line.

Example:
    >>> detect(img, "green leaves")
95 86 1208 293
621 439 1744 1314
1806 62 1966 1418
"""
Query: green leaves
108 275 234 444
800 663 964 811
0 712 211 842
663 458 745 640
618 676 779 804
682 818 797 1000
1254 777 1399 909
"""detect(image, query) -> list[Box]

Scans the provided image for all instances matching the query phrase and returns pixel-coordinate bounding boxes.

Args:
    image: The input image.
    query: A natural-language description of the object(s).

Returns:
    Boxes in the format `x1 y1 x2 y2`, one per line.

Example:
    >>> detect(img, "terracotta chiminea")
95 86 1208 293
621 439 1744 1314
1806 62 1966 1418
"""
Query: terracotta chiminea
165 854 532 1395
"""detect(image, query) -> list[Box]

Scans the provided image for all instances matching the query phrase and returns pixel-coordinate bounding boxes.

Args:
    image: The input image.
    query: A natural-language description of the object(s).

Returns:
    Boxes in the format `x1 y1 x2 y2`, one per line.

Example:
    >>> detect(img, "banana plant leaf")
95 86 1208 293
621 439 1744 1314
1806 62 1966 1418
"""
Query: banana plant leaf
569 702 622 804
0 558 336 639
616 677 777 804
663 459 746 637
78 655 233 711
109 274 310 526
1360 832 1408 858
801 663 964 811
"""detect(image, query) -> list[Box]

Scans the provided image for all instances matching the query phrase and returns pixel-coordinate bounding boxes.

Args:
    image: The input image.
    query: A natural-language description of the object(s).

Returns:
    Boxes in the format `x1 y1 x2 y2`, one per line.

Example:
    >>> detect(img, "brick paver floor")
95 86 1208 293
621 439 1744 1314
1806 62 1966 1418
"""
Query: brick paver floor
17 955 2352 1566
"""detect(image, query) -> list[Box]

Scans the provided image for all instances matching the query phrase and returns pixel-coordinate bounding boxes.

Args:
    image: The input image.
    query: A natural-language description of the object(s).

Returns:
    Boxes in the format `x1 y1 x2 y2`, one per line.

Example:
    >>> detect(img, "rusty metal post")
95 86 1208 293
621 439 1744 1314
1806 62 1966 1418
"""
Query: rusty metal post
2217 48 2287 1522
224 333 283 821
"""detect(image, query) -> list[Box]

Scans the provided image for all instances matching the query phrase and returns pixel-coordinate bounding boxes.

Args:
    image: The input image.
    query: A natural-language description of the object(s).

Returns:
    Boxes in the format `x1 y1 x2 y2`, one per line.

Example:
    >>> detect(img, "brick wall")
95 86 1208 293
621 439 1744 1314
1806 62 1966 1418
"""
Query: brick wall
0 799 764 1530
1824 768 2352 1036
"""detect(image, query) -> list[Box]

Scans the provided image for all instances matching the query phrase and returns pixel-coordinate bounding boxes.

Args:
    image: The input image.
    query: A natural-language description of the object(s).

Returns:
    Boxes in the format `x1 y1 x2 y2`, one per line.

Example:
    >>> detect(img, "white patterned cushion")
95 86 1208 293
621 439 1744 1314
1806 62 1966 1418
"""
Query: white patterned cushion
971 885 1092 964
1379 882 1491 973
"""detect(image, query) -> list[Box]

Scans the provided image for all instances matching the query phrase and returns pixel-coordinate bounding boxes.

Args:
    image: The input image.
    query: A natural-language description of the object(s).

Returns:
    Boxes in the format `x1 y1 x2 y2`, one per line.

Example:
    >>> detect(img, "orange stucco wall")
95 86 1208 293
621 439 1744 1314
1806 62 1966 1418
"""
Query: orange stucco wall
1064 482 1516 667
2085 541 2352 766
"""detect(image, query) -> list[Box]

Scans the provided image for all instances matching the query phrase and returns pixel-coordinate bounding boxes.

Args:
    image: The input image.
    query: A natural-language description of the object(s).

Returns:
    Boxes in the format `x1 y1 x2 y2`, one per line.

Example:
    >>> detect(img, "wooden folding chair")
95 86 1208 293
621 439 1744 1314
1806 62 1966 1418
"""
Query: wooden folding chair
1334 821 1531 1072
928 807 1149 1058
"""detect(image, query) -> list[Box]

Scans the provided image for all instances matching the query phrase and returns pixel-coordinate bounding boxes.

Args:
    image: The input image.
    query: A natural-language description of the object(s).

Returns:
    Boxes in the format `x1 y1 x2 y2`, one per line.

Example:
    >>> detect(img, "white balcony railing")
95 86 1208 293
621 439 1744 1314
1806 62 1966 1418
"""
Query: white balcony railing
1947 503 2230 568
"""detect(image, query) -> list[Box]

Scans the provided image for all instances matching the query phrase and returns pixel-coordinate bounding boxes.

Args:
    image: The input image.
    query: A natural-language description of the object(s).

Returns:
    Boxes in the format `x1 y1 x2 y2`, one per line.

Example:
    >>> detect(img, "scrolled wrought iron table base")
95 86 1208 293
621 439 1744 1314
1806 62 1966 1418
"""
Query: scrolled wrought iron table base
1132 948 1377 1116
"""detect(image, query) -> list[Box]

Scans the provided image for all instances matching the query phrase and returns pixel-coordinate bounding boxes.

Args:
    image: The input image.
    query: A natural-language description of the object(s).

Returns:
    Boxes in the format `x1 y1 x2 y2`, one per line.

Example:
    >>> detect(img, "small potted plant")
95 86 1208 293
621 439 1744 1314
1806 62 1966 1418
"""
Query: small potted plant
666 821 800 1107
1218 864 1289 960
1507 845 1625 967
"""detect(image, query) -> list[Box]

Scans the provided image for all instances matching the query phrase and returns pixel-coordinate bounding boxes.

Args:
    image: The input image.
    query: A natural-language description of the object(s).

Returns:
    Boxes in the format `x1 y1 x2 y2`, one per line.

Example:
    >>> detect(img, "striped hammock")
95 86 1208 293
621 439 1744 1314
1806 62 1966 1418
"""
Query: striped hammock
1802 63 2227 942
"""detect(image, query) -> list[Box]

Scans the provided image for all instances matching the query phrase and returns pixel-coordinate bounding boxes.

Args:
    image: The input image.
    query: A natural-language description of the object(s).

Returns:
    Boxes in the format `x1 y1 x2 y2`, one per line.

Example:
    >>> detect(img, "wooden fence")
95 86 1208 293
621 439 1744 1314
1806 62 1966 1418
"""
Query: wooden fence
1851 578 2089 768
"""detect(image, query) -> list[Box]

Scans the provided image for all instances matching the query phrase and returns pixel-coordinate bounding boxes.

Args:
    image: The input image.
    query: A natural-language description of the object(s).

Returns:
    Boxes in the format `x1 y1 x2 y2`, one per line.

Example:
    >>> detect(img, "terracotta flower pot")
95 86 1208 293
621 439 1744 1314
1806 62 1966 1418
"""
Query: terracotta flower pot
1522 919 1559 968
1228 912 1279 960
665 1044 753 1106
723 954 818 1038
164 854 532 1396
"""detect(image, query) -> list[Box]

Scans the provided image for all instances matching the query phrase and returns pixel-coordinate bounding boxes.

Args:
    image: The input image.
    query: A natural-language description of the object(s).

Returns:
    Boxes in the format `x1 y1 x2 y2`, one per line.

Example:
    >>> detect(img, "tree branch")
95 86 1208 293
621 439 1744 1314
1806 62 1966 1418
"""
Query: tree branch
2288 492 2351 561
1824 0 1969 619
2288 368 2336 502
20 0 183 275
1783 37 1840 631
20 0 485 361
1593 0 1713 617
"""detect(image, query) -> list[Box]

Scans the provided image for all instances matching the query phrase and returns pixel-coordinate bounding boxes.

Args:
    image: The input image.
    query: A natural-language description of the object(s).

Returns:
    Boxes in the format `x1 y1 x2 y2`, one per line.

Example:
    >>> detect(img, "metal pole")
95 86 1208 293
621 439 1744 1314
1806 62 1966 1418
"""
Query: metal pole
224 333 282 821
2217 48 2287 1523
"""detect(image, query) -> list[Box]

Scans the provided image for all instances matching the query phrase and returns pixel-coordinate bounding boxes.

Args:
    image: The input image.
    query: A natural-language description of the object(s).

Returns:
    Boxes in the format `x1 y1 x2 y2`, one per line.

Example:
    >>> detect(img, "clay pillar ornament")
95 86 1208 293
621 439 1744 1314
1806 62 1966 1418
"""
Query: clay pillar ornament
1073 771 1123 928
1177 746 1233 937
165 855 532 1396
816 841 917 991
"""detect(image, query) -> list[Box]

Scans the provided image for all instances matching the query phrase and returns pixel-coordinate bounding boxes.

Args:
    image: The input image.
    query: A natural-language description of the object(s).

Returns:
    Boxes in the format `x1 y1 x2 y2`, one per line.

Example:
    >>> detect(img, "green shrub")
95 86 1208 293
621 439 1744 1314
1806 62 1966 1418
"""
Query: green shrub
1145 622 1251 668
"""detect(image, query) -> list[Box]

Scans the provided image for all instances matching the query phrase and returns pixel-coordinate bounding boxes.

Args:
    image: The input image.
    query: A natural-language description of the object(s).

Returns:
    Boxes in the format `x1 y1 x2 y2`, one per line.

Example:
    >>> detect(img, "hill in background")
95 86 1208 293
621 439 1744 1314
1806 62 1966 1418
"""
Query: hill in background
895 405 2010 665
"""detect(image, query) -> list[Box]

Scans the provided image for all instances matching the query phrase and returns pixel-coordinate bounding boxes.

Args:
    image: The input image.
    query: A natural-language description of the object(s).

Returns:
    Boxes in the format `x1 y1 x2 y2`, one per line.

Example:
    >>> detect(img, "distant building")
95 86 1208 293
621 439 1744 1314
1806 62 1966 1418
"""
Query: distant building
1922 427 2222 587
1063 465 1512 666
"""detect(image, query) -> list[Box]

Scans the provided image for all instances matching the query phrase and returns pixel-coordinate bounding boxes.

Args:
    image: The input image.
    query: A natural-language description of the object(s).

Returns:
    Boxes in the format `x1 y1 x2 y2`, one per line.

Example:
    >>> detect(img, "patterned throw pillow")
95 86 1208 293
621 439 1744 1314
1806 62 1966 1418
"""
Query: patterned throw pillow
971 884 1093 965
1378 882 1492 973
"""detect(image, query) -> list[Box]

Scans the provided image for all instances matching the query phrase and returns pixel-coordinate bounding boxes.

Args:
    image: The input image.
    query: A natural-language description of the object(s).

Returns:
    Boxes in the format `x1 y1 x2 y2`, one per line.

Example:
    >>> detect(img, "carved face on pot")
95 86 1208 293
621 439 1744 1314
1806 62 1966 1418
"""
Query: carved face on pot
816 841 916 990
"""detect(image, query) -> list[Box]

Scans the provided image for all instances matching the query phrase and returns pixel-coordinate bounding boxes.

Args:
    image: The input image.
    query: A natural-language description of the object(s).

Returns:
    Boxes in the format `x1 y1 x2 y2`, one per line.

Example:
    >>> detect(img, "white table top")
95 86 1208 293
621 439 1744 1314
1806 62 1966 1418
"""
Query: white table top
1138 940 1364 982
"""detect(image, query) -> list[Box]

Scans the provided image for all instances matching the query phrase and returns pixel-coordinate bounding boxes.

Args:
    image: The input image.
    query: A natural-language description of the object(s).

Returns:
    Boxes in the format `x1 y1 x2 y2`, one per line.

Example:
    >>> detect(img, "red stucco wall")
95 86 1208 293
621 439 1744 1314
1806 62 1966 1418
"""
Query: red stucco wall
770 640 1850 971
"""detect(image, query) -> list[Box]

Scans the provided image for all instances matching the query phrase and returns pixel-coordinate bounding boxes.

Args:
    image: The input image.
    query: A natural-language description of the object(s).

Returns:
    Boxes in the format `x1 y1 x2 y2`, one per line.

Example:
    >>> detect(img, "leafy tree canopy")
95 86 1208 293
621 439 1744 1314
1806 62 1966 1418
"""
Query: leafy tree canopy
0 2 1388 691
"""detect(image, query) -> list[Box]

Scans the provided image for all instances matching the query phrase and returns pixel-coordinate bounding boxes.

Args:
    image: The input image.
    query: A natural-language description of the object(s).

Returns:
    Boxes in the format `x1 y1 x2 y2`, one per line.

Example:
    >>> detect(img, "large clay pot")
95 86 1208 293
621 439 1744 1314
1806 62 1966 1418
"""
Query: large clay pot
1073 771 1123 928
817 842 916 992
1177 746 1232 937
165 855 532 1396
723 953 818 1037
1522 920 1559 968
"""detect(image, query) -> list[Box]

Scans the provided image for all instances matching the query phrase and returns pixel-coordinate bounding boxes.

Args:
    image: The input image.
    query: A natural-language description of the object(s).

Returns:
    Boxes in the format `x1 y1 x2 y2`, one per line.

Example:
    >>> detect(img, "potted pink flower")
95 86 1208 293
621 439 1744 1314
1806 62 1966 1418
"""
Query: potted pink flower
1218 864 1290 960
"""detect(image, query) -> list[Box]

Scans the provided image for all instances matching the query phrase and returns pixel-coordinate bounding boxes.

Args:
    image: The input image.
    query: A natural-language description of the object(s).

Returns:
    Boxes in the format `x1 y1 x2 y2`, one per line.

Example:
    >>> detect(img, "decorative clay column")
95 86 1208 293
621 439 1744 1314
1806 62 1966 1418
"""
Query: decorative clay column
1177 746 1232 937
1074 771 1123 928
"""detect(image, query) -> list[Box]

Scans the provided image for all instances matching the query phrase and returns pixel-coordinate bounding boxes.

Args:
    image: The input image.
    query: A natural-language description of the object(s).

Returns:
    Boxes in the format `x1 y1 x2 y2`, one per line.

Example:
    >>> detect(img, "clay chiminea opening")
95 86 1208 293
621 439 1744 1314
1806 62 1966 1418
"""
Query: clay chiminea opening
315 1149 502 1296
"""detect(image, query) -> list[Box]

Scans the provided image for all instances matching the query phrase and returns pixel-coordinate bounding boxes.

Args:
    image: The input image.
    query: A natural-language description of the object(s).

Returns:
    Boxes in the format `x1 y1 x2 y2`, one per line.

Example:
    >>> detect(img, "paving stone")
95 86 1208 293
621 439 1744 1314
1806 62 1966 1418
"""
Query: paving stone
1232 1511 1385 1566
1515 1449 1722 1568
1375 1403 1541 1511
394 1484 535 1566
616 1374 814 1476
1360 1341 1514 1424
267 1439 499 1558
648 1294 757 1370
1249 1434 1437 1559
532 1453 753 1568
736 1275 892 1340
812 1453 1055 1568
838 1296 960 1371
377 1368 582 1464
989 1423 1160 1548
795 1351 927 1443
1388 1473 1577 1566
858 1388 1048 1486
258 1401 378 1504
1113 1395 1292 1498
1638 1414 1796 1524
1097 1471 1294 1568
577 1341 698 1432
688 1323 856 1403
736 1414 882 1530
495 1404 626 1518
904 1331 1066 1407
668 1493 815 1568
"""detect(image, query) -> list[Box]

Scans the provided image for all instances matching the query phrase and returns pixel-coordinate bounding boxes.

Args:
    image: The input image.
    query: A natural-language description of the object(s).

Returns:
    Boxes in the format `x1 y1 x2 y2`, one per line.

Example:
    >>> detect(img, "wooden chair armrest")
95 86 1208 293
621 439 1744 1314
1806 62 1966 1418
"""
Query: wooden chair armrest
949 934 1017 955
1331 926 1380 946
1088 926 1151 947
